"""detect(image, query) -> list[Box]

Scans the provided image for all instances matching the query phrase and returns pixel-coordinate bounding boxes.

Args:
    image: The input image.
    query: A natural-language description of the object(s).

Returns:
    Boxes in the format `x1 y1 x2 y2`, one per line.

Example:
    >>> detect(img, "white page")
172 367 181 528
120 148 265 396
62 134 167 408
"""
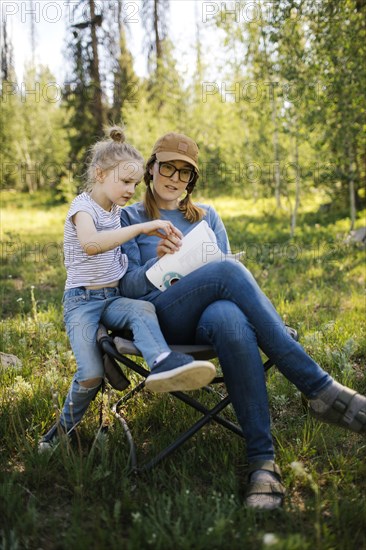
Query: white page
146 220 244 291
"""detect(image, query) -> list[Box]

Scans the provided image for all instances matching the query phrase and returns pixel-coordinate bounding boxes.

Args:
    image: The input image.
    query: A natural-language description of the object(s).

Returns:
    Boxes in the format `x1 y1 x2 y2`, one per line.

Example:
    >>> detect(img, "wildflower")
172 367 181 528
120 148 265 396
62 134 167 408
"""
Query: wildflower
263 533 279 546
131 512 142 523
290 461 307 477
290 461 319 495
147 533 157 544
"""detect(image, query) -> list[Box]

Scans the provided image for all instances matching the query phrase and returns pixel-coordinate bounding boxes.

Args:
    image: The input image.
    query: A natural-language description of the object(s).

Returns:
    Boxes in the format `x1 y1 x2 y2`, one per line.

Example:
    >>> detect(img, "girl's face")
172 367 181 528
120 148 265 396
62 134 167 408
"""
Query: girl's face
94 159 144 210
150 159 195 209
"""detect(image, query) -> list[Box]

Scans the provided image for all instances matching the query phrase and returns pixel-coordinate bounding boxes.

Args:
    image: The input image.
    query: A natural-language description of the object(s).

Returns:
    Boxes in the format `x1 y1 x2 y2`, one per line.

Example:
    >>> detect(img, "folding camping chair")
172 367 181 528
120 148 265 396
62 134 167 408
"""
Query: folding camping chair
97 324 298 474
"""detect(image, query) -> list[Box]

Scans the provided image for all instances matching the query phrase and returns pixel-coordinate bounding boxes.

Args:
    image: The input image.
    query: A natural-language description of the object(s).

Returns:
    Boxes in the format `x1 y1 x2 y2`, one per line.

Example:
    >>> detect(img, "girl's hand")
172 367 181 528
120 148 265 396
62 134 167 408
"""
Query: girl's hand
141 220 183 242
74 215 182 256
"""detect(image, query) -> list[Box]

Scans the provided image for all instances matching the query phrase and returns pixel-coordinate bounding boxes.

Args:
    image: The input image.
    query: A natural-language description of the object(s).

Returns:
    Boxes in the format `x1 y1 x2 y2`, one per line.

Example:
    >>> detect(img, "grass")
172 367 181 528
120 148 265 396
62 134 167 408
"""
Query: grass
1 189 366 549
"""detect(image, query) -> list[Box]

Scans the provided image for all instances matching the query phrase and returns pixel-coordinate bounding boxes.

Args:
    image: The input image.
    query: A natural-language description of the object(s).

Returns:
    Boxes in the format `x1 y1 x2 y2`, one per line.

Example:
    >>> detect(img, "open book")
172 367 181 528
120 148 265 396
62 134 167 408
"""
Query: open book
146 220 244 291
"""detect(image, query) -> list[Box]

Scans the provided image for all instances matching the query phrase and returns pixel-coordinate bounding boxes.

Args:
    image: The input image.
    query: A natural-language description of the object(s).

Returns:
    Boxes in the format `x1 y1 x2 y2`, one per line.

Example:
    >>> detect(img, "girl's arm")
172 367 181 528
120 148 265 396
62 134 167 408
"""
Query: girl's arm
74 211 182 256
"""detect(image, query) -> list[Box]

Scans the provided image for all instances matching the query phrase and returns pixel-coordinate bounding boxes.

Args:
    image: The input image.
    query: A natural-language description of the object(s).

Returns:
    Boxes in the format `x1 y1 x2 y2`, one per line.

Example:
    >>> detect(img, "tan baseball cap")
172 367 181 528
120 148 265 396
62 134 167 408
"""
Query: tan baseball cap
152 132 199 172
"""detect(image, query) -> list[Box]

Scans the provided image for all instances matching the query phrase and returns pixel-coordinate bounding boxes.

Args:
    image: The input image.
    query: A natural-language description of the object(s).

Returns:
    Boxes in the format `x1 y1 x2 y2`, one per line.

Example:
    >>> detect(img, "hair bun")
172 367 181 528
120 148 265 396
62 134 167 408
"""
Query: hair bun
109 126 126 143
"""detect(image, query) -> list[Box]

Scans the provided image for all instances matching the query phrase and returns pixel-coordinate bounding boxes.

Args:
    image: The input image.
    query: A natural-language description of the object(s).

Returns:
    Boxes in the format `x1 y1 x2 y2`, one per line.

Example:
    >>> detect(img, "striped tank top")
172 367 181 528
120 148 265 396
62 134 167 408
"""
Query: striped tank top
63 193 128 289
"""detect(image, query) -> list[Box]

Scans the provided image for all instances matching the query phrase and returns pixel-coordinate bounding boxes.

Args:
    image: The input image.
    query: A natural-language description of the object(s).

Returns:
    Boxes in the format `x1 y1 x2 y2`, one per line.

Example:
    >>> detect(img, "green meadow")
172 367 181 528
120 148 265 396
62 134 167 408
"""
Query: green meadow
1 191 365 549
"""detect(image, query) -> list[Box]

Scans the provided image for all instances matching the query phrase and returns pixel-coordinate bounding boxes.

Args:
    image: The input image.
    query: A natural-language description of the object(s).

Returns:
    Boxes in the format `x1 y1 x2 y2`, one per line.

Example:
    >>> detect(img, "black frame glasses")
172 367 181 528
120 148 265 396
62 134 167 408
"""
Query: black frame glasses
157 162 196 184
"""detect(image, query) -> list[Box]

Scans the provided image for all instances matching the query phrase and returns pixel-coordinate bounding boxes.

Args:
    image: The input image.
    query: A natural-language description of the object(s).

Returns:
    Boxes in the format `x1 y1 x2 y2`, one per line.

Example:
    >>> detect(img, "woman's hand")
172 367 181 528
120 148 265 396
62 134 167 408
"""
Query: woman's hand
156 233 182 257
138 220 182 257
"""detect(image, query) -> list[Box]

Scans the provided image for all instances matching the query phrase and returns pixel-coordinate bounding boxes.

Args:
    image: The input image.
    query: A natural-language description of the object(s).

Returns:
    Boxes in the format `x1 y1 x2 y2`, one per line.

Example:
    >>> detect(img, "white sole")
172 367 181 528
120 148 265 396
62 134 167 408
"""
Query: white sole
38 441 54 453
145 361 216 393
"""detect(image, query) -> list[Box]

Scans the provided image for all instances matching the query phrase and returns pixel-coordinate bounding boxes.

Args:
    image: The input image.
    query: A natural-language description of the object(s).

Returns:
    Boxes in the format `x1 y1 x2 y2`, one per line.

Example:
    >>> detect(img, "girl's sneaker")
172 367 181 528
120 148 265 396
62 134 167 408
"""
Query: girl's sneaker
38 423 72 452
145 352 216 393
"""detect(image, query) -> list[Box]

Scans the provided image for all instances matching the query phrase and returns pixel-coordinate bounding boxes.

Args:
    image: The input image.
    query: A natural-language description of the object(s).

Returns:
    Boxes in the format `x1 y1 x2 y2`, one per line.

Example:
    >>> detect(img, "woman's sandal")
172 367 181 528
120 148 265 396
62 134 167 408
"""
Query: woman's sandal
309 386 366 434
245 460 285 511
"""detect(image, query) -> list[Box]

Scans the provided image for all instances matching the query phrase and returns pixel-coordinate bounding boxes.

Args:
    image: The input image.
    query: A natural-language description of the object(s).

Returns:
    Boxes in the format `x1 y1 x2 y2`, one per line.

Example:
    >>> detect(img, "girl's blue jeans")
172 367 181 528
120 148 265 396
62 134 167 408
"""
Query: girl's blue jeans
60 286 170 430
146 260 332 463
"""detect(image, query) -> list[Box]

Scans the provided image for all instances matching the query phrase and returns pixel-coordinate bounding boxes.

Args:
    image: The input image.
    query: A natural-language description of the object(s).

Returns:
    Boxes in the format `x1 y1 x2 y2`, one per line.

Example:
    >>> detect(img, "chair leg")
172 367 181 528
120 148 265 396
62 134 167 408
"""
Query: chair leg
100 327 299 474
113 409 138 473
170 391 243 437
111 385 243 474
113 380 146 410
138 395 243 473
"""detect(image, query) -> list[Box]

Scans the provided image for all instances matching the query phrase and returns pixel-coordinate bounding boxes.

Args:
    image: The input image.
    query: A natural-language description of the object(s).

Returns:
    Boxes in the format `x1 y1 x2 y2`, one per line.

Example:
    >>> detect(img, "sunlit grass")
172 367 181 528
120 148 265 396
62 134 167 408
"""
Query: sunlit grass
1 190 365 549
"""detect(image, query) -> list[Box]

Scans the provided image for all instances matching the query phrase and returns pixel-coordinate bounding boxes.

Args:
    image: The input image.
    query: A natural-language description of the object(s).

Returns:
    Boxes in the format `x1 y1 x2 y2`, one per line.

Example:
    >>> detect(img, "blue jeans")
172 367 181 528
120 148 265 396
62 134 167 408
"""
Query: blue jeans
146 261 332 462
61 287 170 430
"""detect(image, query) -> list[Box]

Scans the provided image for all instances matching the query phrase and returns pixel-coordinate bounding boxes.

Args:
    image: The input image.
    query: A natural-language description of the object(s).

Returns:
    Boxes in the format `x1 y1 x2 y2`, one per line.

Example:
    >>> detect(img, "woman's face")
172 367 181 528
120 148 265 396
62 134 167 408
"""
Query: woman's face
150 159 195 209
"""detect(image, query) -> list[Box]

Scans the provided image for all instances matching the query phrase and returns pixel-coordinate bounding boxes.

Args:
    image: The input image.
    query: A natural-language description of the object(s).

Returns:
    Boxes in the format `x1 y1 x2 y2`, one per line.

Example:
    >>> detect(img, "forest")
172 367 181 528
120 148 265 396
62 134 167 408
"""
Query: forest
1 0 365 225
1 1 365 549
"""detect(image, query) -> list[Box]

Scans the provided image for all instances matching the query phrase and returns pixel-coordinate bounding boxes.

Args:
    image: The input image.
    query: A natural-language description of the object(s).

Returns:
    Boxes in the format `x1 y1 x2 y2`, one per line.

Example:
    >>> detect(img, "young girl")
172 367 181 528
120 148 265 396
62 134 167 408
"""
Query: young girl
39 127 216 451
118 131 366 510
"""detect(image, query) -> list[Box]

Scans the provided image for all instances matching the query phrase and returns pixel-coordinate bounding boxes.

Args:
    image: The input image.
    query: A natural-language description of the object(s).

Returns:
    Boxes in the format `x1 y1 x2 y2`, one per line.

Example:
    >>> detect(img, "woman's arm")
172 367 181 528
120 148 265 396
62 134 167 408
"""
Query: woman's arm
119 211 164 298
119 203 231 299
207 206 231 254
156 206 231 257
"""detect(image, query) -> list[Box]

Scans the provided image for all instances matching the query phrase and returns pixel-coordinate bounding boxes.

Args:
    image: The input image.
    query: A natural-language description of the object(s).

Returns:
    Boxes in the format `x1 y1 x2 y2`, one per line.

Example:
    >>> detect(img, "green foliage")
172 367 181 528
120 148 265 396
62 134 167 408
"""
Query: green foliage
0 192 365 548
0 80 22 188
1 0 364 221
108 18 137 123
63 23 104 167
1 65 71 194
213 0 365 211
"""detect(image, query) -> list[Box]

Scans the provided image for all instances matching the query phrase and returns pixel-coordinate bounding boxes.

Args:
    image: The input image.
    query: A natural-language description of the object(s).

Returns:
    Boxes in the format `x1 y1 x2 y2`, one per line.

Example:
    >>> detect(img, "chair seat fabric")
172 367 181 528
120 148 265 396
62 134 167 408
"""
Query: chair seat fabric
113 336 216 361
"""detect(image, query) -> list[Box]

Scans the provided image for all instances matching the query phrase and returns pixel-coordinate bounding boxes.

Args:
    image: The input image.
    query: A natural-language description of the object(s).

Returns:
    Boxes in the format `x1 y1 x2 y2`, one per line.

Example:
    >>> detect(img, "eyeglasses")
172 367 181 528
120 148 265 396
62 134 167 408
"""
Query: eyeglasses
157 162 196 184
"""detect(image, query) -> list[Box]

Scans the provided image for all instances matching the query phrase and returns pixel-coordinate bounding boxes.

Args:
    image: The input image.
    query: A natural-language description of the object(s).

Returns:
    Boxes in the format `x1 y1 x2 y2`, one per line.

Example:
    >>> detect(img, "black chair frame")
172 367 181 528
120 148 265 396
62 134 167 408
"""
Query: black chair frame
97 325 298 475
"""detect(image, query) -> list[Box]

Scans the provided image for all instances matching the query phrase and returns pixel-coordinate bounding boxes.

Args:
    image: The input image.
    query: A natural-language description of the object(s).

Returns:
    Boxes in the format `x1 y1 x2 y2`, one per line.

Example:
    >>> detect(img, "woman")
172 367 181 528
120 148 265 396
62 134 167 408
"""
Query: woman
119 132 366 510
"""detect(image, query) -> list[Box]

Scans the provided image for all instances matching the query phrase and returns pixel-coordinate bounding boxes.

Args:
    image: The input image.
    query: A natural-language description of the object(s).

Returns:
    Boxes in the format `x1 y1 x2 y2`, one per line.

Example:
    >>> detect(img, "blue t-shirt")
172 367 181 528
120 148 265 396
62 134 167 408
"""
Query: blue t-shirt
120 202 230 301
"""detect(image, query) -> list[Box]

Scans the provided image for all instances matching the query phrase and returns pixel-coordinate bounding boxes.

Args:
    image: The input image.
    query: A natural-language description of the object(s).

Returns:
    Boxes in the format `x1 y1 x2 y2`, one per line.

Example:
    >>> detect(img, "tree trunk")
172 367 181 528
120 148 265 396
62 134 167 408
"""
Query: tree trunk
259 24 281 208
1 21 9 81
154 0 163 67
291 120 301 237
29 0 37 66
271 93 281 209
348 148 356 231
117 0 123 37
89 0 104 135
112 0 124 121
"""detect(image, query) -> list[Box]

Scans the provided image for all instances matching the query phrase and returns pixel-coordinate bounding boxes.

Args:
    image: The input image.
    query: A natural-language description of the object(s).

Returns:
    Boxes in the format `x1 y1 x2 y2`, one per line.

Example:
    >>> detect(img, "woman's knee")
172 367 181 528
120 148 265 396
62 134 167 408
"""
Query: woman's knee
204 259 253 284
196 300 256 344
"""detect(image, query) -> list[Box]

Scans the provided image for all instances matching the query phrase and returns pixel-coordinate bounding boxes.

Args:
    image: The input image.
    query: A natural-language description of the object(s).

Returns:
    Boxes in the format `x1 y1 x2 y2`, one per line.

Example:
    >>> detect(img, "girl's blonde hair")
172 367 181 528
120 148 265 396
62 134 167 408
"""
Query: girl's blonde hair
85 126 144 192
143 154 205 223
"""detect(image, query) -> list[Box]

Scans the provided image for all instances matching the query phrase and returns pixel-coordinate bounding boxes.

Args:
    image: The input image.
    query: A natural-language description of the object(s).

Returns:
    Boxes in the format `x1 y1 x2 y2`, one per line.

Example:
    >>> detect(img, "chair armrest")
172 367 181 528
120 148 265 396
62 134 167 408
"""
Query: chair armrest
97 324 114 346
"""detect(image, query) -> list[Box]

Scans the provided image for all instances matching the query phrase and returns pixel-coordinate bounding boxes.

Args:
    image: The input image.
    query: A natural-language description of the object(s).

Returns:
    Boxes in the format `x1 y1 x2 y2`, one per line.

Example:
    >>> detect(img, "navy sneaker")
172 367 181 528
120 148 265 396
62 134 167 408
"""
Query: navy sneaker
38 423 73 453
144 352 216 393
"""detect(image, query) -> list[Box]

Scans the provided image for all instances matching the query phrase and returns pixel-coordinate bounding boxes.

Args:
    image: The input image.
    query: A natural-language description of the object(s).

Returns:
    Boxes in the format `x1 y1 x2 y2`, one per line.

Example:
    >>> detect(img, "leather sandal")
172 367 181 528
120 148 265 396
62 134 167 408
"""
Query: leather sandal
309 386 366 434
245 460 285 510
